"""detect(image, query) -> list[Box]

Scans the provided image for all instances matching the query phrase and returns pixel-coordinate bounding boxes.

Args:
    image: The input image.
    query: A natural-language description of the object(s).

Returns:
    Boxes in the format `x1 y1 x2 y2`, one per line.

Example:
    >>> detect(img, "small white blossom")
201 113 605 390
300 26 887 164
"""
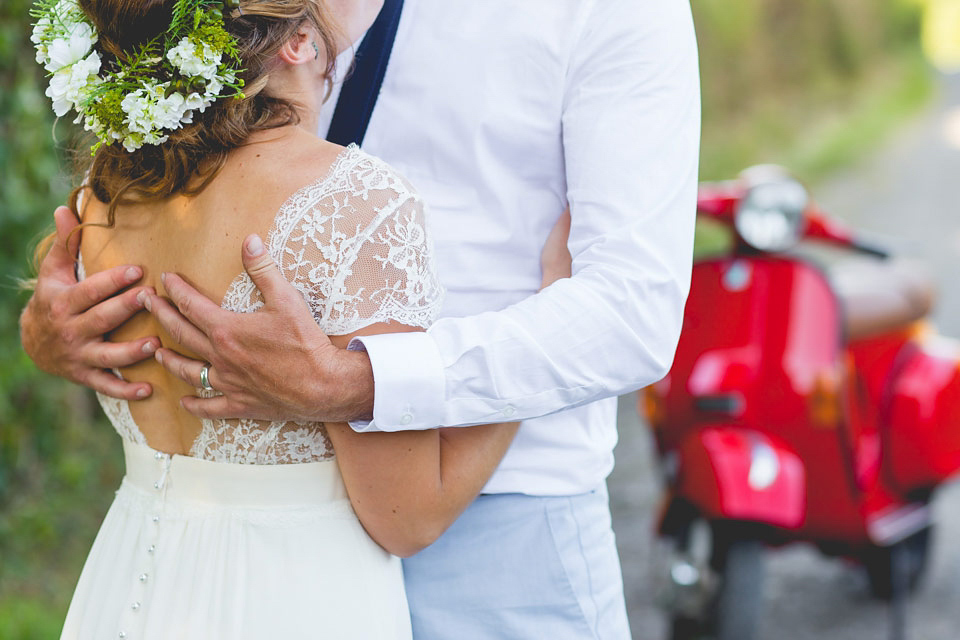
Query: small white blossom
121 133 143 153
30 14 52 46
121 89 152 134
183 92 206 110
31 14 53 65
45 50 100 116
154 92 188 131
202 78 224 106
167 37 222 81
45 20 96 73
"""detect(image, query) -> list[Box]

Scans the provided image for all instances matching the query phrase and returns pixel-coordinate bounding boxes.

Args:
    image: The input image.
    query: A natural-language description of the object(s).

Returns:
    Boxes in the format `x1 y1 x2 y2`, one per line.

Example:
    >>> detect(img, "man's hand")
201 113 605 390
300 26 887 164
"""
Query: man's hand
19 206 159 399
147 234 375 423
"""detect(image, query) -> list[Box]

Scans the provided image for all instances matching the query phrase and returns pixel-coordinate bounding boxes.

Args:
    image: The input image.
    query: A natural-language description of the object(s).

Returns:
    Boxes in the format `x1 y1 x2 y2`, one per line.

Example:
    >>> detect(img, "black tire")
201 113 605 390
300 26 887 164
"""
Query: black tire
669 616 702 640
712 537 766 640
863 526 932 600
668 519 766 640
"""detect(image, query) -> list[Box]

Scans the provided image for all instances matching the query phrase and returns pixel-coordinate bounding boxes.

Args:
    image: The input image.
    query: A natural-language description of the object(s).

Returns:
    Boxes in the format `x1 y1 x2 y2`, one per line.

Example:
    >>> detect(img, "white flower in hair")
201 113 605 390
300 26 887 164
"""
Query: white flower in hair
155 92 190 130
32 0 245 152
45 50 101 116
31 14 53 63
167 38 222 81
45 20 96 72
184 91 207 111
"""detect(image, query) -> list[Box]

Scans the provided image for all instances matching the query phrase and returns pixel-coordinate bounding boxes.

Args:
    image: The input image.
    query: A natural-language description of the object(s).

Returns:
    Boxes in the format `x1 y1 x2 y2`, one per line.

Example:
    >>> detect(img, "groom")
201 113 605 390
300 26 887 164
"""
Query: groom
21 1 700 637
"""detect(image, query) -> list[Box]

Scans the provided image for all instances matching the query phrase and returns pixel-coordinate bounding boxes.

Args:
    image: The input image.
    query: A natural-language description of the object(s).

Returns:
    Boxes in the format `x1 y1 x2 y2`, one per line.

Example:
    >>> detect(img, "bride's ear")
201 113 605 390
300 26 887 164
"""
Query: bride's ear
277 26 318 66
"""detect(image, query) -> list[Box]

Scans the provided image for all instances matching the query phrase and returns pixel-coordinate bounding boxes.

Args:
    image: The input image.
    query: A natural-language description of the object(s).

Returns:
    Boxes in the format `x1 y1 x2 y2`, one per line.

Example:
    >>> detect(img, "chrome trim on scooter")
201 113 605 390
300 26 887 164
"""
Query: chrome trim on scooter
866 503 931 546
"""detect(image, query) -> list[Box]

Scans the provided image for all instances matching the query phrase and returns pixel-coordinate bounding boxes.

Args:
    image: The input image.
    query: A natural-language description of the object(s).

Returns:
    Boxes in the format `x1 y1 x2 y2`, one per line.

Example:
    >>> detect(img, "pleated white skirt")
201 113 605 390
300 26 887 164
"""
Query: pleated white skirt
60 441 412 640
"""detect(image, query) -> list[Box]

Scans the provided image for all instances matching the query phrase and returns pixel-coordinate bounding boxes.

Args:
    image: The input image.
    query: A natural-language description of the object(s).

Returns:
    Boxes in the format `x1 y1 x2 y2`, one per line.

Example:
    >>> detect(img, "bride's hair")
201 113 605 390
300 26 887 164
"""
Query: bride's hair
33 0 338 269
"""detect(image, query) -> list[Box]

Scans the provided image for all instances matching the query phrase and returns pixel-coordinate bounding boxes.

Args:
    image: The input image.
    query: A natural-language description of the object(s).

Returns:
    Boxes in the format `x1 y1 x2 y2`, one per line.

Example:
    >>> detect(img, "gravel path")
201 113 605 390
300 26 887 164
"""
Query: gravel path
607 72 960 640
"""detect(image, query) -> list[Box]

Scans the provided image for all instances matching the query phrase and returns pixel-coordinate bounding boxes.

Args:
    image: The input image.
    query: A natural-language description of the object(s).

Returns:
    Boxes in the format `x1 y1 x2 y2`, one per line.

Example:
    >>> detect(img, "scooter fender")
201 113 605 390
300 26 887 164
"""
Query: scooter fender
675 426 805 529
887 334 960 491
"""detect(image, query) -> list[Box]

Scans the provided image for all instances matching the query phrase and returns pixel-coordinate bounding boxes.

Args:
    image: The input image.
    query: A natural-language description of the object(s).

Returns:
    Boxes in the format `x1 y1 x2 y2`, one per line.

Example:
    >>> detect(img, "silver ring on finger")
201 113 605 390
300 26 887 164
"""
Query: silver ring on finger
199 363 215 392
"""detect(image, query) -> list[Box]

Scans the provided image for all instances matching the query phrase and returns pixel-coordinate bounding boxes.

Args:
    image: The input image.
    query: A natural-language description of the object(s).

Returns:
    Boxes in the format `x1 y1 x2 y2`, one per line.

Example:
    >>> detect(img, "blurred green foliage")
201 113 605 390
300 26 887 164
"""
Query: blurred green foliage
0 0 124 633
0 0 932 637
697 0 932 182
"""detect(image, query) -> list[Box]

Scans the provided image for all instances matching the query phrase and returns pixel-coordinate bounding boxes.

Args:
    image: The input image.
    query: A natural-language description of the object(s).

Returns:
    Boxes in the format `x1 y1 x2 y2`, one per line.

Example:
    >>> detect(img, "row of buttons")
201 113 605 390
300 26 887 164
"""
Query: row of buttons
118 450 169 639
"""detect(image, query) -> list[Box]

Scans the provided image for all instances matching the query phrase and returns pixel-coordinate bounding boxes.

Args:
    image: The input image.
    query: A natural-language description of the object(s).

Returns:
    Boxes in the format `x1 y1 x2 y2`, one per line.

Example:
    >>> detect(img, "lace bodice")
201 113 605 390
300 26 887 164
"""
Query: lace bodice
87 145 444 464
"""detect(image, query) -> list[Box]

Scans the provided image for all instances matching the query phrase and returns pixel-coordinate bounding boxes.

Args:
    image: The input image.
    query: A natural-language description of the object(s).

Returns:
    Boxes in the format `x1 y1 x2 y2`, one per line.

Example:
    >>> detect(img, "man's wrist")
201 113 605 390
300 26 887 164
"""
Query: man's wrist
318 345 375 423
19 295 52 373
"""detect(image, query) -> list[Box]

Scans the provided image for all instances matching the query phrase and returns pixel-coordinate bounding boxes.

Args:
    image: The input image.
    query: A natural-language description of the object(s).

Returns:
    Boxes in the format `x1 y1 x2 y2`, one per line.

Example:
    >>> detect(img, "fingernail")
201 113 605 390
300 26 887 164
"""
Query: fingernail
155 350 163 365
136 290 147 307
125 267 140 281
160 272 167 285
142 295 152 312
136 387 149 399
246 235 264 257
142 341 157 354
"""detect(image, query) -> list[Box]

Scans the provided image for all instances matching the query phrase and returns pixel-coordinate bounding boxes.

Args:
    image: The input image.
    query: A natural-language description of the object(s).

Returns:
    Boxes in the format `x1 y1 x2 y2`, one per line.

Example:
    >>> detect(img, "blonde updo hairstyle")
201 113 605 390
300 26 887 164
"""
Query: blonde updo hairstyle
33 0 339 269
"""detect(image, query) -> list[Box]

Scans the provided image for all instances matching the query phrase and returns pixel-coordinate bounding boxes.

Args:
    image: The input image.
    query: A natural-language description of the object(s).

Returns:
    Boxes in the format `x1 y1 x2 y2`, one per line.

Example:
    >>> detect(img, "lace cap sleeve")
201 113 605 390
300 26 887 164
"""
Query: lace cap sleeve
267 148 444 335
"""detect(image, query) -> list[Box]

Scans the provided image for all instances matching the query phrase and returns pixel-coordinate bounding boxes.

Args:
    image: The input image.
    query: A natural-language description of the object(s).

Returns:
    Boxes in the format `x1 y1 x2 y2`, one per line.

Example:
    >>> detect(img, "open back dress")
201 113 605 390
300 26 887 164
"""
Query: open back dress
61 144 444 640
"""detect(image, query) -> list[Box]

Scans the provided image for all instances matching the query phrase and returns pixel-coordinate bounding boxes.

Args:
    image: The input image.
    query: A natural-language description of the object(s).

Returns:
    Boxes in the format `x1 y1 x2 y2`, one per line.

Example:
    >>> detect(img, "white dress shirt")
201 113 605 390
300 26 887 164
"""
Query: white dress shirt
319 0 700 496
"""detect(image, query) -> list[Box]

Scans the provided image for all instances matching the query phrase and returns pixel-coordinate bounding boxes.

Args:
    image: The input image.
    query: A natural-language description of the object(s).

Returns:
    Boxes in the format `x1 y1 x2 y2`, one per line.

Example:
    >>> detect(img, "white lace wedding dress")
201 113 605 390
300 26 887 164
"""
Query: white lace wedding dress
61 145 444 640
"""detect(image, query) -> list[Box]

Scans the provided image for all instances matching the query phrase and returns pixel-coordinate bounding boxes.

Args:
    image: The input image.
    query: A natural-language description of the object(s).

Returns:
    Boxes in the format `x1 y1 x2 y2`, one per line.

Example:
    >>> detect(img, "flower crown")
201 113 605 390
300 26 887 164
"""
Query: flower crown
31 0 245 153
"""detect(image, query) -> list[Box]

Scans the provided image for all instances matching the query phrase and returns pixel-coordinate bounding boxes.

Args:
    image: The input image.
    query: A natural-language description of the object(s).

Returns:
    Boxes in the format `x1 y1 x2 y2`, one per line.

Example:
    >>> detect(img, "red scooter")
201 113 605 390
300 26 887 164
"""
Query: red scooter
642 166 960 640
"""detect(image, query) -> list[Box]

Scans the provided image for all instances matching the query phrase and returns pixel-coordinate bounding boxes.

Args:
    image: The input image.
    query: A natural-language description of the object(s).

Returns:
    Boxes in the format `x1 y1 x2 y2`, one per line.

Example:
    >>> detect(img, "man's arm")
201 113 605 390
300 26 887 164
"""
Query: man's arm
349 0 700 430
20 206 159 399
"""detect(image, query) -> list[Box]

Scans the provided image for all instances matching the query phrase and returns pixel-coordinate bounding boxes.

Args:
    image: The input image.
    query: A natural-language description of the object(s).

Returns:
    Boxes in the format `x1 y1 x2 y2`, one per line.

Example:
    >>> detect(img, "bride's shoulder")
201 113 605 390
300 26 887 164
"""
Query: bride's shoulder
337 145 420 196
307 144 425 228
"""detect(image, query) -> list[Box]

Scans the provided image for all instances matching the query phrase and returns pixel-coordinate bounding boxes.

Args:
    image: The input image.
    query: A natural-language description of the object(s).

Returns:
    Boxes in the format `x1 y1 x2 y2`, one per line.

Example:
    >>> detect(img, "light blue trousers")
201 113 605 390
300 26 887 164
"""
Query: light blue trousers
401 485 632 639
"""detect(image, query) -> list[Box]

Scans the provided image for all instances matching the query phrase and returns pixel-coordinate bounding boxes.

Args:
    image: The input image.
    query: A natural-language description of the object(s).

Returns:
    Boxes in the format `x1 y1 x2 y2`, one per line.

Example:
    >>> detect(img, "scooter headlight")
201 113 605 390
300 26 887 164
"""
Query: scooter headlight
734 166 809 252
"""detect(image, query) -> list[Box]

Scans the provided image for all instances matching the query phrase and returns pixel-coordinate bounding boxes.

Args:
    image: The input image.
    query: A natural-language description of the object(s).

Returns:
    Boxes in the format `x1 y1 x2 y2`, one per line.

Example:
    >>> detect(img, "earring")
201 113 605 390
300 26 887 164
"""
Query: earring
312 42 319 60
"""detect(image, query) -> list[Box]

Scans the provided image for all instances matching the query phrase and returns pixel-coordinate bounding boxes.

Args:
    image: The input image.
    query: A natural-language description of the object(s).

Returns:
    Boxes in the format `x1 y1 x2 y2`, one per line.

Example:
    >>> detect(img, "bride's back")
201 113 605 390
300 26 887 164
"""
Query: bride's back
58 0 441 461
79 128 344 453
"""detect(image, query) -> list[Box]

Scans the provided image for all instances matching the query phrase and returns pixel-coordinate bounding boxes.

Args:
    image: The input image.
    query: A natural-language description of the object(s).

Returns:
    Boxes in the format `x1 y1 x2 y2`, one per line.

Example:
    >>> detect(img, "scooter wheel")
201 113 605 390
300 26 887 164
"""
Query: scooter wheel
862 526 932 600
666 518 766 640
711 536 765 640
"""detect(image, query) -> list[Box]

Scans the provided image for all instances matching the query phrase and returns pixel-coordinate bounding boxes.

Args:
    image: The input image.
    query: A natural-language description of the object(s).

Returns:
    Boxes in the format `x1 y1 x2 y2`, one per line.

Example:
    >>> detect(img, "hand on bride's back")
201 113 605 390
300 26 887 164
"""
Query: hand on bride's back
21 206 159 399
145 234 375 424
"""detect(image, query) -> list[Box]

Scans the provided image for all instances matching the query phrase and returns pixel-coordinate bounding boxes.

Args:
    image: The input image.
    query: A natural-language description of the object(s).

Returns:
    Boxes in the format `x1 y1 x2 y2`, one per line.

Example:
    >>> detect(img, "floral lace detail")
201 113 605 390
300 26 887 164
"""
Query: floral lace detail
97 390 148 446
189 417 333 465
83 144 444 465
191 144 444 464
219 145 443 335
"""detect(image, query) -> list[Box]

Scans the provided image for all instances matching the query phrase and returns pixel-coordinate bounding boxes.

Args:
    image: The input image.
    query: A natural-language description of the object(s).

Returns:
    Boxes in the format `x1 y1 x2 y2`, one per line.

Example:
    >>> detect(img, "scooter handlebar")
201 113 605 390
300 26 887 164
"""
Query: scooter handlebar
696 183 894 259
805 210 891 258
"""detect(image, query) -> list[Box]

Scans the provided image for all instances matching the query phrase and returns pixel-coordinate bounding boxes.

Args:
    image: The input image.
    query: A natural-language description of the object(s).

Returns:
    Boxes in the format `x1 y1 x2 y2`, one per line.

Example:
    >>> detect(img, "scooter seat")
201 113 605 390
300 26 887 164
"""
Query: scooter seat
828 258 934 342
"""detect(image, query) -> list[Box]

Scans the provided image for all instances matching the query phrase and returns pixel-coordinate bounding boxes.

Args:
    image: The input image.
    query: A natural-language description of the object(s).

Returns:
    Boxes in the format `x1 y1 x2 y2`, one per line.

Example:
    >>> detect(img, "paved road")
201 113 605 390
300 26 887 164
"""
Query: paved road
608 72 960 640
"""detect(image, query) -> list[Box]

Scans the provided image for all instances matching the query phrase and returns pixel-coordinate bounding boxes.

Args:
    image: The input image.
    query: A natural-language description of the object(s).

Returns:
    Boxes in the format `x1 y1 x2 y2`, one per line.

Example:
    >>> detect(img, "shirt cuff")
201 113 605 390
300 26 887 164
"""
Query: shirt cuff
346 332 446 432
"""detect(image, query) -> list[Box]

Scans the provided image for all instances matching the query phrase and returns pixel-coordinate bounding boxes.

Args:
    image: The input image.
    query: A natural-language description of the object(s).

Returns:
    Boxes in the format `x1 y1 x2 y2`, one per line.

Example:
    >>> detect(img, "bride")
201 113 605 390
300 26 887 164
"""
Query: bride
32 0 523 638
